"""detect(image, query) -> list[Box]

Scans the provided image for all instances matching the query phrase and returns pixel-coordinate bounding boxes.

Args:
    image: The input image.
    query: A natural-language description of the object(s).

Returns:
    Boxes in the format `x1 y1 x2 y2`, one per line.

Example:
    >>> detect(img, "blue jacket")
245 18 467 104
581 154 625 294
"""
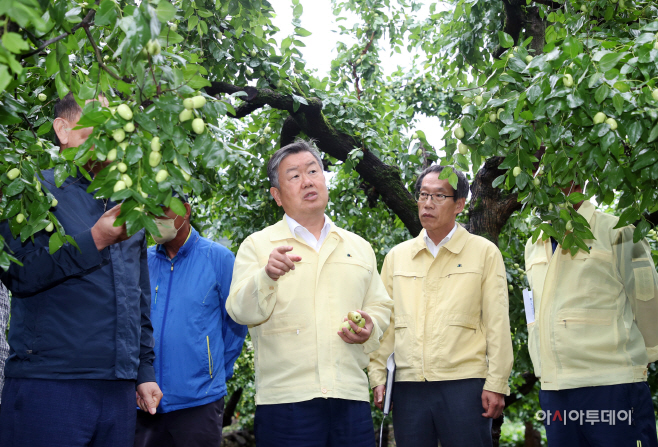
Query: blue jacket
147 228 247 412
0 170 155 384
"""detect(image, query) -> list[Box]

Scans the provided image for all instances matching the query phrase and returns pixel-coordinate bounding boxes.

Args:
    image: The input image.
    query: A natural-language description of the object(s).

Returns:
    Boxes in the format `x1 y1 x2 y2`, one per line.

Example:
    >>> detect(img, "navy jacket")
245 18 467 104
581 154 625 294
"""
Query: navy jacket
148 228 247 412
0 170 155 384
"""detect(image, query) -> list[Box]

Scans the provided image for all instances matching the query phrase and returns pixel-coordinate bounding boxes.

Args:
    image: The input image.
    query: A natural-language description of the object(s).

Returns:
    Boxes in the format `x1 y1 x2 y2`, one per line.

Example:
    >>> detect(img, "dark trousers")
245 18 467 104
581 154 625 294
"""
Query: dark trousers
392 379 493 447
255 398 376 447
540 382 658 447
134 398 224 447
0 377 136 447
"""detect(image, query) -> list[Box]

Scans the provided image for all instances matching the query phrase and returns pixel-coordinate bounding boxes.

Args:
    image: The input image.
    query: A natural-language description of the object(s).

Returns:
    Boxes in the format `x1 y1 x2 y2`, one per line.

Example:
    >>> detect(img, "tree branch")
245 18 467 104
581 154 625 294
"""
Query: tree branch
533 0 563 9
83 26 125 82
20 8 97 60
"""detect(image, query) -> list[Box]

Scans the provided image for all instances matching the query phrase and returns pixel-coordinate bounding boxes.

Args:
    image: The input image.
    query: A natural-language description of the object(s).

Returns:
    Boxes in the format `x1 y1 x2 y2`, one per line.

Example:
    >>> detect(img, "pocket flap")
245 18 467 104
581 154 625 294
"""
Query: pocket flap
393 271 424 278
556 308 615 325
394 314 409 328
448 314 479 330
526 256 548 268
261 313 307 335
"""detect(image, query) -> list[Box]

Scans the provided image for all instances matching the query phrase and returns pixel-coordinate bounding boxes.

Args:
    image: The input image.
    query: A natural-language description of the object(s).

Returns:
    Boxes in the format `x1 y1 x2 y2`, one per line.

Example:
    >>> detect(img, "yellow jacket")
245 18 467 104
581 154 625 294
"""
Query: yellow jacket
226 218 393 405
525 201 658 390
369 225 513 395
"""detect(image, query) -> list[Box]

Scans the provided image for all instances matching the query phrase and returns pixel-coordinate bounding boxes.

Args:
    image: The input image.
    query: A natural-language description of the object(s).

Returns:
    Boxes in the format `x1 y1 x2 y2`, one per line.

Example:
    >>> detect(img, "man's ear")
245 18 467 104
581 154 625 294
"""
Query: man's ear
53 117 69 146
270 187 282 206
455 197 466 215
184 202 191 221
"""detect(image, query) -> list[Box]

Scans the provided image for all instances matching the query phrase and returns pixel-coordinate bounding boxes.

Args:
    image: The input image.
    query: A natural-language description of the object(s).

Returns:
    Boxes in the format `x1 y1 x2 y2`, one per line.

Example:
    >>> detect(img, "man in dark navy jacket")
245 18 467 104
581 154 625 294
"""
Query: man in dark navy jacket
0 93 162 447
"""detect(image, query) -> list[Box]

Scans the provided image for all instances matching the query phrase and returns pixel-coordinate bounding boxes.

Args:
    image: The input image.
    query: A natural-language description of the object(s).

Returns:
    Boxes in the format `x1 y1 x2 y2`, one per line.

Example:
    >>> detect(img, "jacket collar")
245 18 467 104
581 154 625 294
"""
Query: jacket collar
156 227 199 260
269 216 342 242
411 224 468 258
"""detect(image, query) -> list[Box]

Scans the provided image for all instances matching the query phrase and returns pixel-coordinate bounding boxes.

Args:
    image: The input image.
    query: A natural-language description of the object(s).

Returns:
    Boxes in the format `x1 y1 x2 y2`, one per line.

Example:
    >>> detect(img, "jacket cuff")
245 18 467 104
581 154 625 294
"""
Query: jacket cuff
75 229 109 267
137 363 156 385
484 377 511 396
368 371 387 389
647 346 658 364
362 320 383 355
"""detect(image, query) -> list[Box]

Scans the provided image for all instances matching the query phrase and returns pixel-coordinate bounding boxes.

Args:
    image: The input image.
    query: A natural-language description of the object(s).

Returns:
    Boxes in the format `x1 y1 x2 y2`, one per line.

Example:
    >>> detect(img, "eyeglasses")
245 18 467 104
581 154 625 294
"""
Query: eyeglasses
415 192 454 204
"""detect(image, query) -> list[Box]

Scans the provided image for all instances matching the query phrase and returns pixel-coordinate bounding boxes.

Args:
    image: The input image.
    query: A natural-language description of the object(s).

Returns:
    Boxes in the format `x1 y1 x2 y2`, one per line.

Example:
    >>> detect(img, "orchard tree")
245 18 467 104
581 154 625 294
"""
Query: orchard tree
2 0 658 445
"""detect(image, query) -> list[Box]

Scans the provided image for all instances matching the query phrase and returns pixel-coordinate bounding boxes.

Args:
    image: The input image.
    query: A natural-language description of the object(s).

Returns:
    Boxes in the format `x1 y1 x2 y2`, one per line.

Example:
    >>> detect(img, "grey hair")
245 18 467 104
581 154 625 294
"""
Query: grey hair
415 165 469 201
267 139 323 188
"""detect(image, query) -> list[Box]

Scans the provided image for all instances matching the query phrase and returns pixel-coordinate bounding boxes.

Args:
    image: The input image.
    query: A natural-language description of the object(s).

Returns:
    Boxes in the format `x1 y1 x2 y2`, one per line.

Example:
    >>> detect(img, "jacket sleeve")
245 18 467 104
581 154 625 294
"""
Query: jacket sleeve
137 236 156 385
368 252 395 388
0 225 109 298
360 246 393 356
217 248 248 381
615 226 658 363
481 245 513 395
226 236 279 325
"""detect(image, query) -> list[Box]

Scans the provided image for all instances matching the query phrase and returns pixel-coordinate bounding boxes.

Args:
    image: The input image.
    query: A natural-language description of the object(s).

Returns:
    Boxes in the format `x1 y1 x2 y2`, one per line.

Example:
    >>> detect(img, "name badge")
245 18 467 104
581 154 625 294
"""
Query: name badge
523 289 535 324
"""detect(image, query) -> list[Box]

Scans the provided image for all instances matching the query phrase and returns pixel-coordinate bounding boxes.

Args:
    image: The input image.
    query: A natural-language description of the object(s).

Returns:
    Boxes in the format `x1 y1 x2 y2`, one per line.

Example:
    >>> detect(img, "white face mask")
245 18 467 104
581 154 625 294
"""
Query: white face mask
151 217 183 244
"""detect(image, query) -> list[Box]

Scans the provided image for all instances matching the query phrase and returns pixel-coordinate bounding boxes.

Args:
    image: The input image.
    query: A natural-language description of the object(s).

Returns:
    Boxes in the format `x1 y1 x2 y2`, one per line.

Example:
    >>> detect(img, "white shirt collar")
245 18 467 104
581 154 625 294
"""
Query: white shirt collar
424 223 458 257
285 214 333 252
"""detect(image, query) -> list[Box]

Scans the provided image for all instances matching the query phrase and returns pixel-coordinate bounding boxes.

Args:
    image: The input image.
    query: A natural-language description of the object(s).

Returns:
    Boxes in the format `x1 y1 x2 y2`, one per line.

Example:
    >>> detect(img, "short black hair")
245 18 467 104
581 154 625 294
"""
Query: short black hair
53 92 82 146
267 139 323 188
415 165 469 201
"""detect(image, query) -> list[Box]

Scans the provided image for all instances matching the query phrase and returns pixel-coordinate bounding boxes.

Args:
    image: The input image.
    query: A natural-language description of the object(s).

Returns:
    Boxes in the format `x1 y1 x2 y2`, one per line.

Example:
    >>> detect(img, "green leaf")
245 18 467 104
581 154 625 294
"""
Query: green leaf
649 123 658 143
156 1 177 23
634 218 650 243
482 123 500 139
599 52 627 72
626 121 643 145
567 192 588 204
594 83 609 104
498 31 514 48
188 15 199 30
0 66 11 93
95 0 118 26
49 232 65 254
612 94 624 115
169 196 186 217
448 172 458 190
566 92 584 108
2 32 30 54
562 35 582 58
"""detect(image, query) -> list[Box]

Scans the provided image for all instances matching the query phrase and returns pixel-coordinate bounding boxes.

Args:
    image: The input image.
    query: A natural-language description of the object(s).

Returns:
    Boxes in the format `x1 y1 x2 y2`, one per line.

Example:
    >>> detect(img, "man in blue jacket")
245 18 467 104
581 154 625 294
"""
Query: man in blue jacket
135 196 247 447
0 92 162 447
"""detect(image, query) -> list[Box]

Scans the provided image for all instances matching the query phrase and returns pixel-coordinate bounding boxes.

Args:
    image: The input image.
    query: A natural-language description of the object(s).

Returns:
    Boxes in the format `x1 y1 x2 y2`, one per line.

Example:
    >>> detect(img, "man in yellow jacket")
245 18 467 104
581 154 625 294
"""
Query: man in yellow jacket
369 165 513 447
525 184 658 447
227 140 393 447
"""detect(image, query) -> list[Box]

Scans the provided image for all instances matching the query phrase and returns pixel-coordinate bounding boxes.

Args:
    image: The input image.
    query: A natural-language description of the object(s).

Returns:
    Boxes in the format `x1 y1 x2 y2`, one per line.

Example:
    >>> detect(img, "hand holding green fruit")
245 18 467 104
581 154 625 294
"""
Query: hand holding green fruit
337 310 372 344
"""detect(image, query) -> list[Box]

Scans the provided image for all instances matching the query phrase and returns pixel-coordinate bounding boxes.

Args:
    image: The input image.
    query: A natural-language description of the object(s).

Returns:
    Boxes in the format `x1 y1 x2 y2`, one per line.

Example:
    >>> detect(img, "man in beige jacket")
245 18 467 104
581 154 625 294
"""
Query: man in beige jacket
370 165 513 447
227 140 392 447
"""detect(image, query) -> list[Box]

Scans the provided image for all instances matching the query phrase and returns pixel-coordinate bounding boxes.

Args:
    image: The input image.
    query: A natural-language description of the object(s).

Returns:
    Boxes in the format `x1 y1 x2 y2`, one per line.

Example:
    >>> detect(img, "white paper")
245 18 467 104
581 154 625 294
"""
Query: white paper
523 289 535 324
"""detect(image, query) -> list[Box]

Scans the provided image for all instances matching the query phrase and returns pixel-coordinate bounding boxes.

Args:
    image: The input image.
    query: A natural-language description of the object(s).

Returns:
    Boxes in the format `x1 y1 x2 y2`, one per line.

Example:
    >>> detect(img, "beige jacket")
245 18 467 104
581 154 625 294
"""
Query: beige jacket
226 218 393 405
525 201 658 390
369 225 513 395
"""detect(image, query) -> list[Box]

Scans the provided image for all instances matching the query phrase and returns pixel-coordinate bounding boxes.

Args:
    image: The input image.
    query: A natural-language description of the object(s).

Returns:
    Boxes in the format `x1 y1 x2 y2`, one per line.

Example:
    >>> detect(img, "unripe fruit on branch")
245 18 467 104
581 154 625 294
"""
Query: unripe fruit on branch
474 95 483 106
121 174 133 188
146 39 161 55
38 93 47 102
151 137 161 152
170 23 177 32
565 220 573 231
593 112 606 125
458 142 469 154
117 104 133 120
191 118 205 134
525 55 533 63
264 125 271 134
112 129 126 143
513 166 522 177
652 89 658 101
45 222 54 232
179 109 193 122
533 177 541 186
562 74 574 87
51 198 58 207
7 168 19 180
107 149 117 162
155 169 169 183
183 98 194 110
454 126 465 140
259 138 265 144
124 122 135 132
15 213 25 224
182 170 191 181
605 117 618 130
489 112 497 122
117 162 128 173
191 96 206 109
149 151 162 167
113 180 127 192
463 97 472 104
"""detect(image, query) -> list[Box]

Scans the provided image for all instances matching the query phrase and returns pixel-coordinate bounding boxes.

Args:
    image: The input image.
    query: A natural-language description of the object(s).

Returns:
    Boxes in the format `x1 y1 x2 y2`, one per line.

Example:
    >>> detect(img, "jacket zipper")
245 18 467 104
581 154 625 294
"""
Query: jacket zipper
206 335 213 378
154 285 158 306
158 262 175 389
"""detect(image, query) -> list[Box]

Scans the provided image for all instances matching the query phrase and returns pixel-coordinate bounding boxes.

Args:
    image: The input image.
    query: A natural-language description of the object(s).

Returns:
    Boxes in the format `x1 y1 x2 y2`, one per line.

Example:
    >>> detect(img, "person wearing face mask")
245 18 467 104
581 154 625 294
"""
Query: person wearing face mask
135 195 247 447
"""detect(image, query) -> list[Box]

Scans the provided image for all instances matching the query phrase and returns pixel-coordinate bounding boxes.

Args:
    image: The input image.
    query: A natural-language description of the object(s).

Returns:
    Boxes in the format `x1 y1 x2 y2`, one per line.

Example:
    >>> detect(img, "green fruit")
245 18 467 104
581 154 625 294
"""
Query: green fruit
179 109 193 122
652 89 658 101
182 170 191 181
474 95 483 106
149 151 162 167
340 320 353 333
107 149 117 162
497 108 505 119
259 137 265 144
112 129 126 143
119 142 129 151
117 162 128 173
563 74 574 88
173 157 179 166
412 132 418 139
463 97 473 104
605 117 618 130
549 203 554 210
250 50 257 57
580 4 588 12
51 198 58 207
151 137 161 152
15 213 25 224
513 166 522 177
565 220 574 231
183 98 195 110
155 169 169 183
191 118 205 134
117 104 133 121
264 125 272 134
170 23 177 32
123 122 135 132
113 180 126 192
356 58 362 65
147 39 161 55
38 93 47 102
140 190 148 199
454 126 465 140
45 222 54 232
654 41 658 51
121 174 133 188
458 142 469 155
533 177 541 186
348 311 362 324
192 96 206 109
508 284 514 291
7 168 20 180
525 55 533 63
593 112 606 125
489 112 497 123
